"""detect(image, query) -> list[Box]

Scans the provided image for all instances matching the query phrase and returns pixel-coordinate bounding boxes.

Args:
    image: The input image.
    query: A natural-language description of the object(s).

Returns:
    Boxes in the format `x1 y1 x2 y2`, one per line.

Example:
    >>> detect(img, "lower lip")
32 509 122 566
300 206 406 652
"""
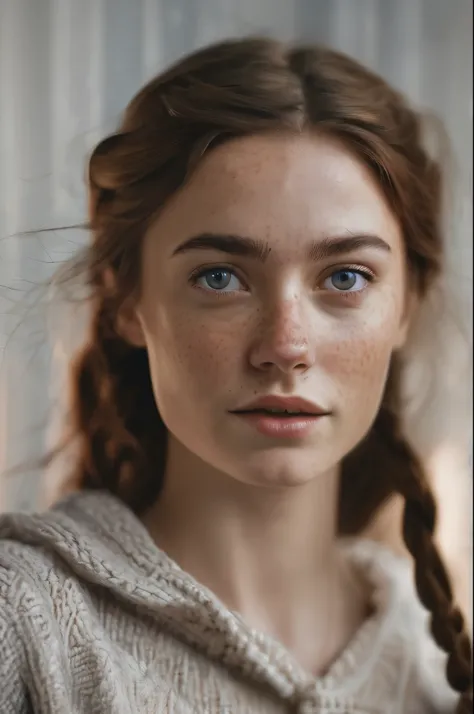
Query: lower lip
233 412 325 438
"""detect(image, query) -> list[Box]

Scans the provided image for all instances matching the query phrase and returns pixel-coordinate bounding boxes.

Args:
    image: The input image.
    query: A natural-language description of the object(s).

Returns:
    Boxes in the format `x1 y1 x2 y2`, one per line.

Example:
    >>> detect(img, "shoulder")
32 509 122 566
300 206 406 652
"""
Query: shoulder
0 489 157 640
0 515 69 653
347 538 458 714
0 499 124 712
0 532 56 713
0 506 79 599
0 495 115 653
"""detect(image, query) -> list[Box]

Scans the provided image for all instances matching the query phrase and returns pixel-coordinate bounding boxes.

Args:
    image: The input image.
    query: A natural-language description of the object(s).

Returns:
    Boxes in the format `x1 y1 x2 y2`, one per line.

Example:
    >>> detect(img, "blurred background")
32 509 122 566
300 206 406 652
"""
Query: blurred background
0 0 472 613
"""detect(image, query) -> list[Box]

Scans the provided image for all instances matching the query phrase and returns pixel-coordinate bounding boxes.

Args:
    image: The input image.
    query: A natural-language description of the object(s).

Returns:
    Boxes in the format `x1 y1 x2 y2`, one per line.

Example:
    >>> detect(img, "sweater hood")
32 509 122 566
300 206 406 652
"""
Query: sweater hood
0 490 455 711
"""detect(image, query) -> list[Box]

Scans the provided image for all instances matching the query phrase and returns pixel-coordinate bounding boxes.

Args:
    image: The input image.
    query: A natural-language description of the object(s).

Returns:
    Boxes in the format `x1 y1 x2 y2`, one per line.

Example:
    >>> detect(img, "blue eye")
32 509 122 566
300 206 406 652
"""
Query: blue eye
194 268 243 293
324 269 369 292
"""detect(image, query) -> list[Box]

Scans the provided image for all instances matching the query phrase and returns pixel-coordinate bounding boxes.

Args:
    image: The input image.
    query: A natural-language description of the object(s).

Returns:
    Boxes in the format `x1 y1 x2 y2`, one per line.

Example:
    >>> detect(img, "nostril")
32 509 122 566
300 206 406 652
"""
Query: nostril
294 362 307 372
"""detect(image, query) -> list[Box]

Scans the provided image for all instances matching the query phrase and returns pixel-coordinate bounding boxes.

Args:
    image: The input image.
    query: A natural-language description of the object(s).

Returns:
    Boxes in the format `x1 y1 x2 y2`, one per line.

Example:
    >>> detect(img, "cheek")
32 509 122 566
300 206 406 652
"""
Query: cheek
328 331 392 378
144 306 246 392
320 284 404 400
182 323 235 377
323 319 396 412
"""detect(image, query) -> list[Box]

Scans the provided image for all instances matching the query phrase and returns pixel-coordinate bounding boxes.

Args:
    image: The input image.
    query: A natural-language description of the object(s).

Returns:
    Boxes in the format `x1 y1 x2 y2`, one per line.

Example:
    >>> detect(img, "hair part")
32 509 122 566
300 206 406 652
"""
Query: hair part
52 37 471 709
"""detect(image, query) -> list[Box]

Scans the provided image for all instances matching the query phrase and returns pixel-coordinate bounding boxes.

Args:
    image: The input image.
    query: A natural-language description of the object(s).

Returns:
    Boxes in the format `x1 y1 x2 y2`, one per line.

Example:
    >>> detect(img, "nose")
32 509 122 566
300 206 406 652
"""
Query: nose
249 299 315 375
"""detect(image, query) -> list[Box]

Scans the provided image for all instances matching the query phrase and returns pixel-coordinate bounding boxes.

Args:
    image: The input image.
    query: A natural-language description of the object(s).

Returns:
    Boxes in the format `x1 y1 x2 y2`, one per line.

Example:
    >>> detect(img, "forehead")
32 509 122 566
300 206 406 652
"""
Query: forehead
147 132 402 255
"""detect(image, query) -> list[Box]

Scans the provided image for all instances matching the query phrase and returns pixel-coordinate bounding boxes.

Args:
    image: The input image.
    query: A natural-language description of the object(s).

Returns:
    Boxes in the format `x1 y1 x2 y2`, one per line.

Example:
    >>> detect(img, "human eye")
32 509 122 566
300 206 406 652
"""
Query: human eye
322 265 375 294
190 266 247 295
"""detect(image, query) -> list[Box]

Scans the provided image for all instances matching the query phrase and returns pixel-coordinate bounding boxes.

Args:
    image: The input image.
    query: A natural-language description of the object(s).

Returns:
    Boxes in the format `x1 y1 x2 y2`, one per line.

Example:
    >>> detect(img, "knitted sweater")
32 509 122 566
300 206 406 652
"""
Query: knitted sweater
0 491 456 714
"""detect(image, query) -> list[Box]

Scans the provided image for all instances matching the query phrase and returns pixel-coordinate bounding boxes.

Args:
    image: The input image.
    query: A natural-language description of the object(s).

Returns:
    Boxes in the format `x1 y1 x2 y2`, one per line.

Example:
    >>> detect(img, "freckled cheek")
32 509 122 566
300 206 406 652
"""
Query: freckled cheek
325 335 392 377
159 315 246 384
321 326 395 409
324 293 402 377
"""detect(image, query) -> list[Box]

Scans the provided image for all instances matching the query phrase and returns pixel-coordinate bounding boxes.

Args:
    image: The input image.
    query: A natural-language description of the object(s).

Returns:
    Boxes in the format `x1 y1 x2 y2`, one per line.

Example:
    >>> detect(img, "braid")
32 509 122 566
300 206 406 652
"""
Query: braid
69 304 166 513
377 409 473 712
341 360 472 711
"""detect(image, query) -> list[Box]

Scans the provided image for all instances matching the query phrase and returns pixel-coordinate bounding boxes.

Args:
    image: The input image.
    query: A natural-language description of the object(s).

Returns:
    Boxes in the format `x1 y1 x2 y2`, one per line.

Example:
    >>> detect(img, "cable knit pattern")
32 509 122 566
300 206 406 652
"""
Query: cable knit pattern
0 491 456 713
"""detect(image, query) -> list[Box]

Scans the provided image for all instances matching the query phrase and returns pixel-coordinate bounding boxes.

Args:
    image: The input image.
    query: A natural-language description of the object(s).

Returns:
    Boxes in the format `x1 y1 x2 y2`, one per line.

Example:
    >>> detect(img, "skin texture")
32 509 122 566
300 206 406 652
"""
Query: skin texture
120 132 412 673
127 132 409 489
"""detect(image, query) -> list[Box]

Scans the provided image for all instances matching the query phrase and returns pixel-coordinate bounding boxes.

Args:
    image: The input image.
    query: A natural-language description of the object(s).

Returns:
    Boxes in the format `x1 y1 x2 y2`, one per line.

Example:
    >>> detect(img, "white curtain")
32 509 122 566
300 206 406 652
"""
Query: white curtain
0 0 472 527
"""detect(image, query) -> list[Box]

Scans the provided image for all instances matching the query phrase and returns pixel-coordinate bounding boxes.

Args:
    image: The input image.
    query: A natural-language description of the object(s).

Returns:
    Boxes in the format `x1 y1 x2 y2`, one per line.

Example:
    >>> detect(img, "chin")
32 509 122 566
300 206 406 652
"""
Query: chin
232 449 327 489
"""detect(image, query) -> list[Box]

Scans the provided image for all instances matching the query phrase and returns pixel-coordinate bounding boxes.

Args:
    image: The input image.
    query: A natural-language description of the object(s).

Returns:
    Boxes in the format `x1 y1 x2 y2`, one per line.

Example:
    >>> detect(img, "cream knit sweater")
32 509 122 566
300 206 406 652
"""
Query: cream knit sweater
0 491 456 714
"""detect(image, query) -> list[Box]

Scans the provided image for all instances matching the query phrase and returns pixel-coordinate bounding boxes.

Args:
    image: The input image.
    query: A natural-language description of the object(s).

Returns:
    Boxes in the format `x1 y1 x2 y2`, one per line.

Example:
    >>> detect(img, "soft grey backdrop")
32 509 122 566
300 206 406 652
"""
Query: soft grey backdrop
0 0 472 512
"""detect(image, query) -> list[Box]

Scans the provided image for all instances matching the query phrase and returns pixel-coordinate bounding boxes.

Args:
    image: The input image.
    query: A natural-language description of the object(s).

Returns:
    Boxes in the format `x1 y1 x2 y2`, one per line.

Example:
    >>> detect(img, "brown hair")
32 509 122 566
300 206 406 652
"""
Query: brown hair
57 37 472 710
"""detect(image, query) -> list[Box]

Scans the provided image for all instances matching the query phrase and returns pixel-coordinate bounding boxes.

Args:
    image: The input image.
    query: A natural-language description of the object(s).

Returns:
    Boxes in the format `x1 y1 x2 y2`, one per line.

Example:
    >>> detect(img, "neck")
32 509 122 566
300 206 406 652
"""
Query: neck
143 438 370 674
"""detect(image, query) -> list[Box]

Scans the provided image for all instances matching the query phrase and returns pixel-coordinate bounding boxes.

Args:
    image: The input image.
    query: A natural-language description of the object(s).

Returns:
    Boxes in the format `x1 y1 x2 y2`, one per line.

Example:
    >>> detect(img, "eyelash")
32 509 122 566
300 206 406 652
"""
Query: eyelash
189 265 248 297
323 264 375 302
189 264 376 299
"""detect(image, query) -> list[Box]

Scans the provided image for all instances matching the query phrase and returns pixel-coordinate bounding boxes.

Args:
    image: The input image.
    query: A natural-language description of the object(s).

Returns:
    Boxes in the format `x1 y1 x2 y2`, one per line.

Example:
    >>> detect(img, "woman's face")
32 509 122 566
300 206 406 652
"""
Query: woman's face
129 132 410 487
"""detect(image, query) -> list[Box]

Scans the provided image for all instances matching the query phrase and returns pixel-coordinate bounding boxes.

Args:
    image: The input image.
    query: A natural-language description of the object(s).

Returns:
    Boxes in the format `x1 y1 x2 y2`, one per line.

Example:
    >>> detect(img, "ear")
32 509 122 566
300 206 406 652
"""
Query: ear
394 290 418 350
102 267 147 348
116 299 147 348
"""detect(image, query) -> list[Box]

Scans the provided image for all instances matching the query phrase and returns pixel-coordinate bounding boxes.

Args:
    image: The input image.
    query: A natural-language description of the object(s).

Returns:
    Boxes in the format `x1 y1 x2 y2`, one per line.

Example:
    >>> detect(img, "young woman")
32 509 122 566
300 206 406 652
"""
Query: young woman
0 37 471 714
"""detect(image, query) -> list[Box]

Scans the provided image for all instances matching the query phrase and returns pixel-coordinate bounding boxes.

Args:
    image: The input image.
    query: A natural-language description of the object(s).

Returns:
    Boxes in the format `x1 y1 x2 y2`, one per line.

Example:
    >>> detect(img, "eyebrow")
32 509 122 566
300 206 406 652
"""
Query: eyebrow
172 232 391 261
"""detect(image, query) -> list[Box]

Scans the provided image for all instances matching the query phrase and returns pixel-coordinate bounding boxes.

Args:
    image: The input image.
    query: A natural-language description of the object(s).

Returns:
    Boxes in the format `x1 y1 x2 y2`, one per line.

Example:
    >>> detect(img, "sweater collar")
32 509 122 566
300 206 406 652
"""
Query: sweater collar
0 490 423 708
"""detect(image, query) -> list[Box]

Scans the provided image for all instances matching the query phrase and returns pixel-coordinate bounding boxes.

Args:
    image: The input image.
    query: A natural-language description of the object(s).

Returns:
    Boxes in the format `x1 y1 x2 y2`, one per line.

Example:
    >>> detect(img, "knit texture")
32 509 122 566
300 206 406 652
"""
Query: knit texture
0 491 456 714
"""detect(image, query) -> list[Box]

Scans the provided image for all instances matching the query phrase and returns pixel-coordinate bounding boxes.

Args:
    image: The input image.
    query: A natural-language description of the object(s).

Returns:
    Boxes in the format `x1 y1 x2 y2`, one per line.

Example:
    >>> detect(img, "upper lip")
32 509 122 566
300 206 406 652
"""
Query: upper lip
231 396 328 415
